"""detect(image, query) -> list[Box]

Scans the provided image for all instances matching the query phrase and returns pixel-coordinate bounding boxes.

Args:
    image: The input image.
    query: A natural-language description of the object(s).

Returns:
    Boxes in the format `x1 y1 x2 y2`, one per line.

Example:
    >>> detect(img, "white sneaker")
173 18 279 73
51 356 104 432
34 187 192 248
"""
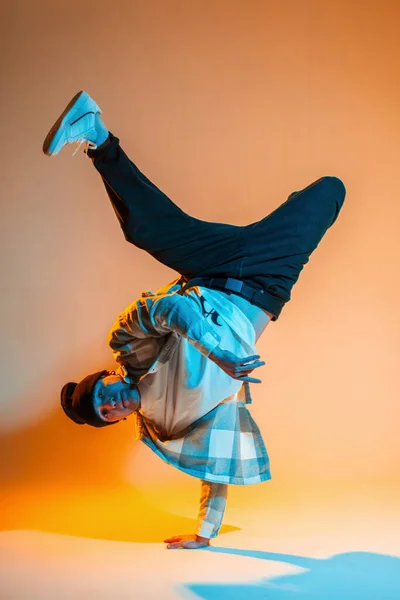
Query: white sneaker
43 90 103 157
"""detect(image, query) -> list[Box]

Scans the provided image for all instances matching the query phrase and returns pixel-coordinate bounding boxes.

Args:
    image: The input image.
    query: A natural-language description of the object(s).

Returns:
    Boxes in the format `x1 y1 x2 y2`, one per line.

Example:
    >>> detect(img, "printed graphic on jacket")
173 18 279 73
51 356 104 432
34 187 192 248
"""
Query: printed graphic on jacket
199 295 222 327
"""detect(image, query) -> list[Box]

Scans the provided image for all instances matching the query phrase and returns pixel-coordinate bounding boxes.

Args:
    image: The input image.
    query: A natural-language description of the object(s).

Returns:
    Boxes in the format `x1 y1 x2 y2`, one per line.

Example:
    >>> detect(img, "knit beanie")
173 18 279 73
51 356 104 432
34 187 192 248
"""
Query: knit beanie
60 370 116 428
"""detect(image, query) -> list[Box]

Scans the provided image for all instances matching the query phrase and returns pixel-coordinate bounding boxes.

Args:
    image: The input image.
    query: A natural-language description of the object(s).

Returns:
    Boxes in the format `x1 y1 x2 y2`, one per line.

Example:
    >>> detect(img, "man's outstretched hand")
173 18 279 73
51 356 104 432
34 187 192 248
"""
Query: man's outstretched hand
164 534 211 550
208 347 265 383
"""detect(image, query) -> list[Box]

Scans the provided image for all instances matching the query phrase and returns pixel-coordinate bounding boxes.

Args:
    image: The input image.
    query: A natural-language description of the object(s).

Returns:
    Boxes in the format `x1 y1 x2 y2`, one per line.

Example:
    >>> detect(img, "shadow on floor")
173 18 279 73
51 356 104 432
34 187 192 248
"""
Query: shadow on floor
181 548 400 600
0 484 239 543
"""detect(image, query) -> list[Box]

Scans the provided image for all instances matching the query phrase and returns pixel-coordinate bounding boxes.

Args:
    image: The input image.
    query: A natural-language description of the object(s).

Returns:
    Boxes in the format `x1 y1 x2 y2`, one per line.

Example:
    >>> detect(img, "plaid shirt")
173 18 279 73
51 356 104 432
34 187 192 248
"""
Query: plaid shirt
108 277 271 537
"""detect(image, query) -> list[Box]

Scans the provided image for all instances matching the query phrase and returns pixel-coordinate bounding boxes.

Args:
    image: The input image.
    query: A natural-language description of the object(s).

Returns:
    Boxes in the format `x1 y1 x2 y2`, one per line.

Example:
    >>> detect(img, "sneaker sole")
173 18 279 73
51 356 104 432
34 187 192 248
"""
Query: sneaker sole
42 90 101 156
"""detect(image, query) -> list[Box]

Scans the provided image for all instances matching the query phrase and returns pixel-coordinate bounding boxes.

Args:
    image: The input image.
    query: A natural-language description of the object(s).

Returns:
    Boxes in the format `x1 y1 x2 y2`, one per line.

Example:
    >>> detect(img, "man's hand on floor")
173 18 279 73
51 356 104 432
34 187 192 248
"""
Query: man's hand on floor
164 534 211 549
208 347 265 383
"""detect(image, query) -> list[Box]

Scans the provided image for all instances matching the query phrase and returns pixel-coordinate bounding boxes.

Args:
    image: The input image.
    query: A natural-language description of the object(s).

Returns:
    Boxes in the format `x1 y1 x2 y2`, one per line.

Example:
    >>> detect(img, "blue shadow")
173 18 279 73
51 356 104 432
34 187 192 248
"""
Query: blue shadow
181 548 400 599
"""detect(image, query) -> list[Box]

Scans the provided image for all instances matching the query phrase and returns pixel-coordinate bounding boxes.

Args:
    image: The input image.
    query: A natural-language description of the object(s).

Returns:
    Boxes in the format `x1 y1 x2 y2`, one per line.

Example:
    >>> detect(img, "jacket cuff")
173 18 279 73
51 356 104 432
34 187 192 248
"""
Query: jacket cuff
192 331 220 357
196 520 220 539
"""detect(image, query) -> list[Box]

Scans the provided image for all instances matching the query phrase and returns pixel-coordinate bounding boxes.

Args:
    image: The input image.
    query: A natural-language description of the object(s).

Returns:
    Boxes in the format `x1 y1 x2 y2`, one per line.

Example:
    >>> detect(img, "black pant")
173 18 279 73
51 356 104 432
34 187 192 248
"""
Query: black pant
87 133 346 320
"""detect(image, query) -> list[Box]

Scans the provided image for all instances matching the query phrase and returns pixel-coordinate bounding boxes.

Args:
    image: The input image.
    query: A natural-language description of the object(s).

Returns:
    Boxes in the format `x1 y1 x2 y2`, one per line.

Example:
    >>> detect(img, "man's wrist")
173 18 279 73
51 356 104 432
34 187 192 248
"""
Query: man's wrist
194 332 220 357
196 534 211 544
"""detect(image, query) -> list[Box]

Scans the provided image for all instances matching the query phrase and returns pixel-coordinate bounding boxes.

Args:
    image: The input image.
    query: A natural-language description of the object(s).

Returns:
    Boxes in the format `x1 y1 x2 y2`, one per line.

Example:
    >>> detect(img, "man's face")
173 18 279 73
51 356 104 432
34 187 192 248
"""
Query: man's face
92 371 140 423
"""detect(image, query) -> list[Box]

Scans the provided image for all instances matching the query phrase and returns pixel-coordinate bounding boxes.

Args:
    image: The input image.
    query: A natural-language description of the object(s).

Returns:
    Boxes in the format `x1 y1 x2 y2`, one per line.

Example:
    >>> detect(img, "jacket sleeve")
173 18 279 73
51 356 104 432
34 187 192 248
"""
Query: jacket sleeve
196 480 228 539
108 293 221 368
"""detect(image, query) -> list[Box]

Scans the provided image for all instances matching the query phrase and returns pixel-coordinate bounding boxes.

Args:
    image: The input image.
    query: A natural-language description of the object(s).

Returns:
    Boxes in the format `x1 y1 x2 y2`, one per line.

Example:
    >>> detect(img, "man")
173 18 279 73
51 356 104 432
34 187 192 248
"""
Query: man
43 90 346 549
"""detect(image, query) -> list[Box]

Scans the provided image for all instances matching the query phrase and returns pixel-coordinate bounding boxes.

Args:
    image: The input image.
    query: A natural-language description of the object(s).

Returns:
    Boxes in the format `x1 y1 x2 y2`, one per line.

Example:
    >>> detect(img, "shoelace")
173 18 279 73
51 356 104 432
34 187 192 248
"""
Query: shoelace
72 139 98 157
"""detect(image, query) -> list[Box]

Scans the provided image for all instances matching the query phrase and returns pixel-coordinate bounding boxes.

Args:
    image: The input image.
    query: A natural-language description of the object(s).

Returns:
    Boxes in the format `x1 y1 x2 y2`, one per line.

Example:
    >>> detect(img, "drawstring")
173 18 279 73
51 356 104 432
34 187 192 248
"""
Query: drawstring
238 382 252 404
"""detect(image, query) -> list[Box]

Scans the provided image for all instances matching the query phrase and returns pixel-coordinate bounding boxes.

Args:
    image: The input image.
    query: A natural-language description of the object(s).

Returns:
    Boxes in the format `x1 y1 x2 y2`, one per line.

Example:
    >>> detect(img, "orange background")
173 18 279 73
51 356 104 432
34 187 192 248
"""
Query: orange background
1 0 399 539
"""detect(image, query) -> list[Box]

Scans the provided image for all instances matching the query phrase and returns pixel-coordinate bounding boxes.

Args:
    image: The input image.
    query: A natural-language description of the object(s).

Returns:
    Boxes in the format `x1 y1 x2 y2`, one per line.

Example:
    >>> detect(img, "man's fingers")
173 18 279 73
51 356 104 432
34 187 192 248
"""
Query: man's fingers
167 542 197 549
238 375 262 383
238 354 261 365
166 540 186 548
236 361 265 371
227 354 261 366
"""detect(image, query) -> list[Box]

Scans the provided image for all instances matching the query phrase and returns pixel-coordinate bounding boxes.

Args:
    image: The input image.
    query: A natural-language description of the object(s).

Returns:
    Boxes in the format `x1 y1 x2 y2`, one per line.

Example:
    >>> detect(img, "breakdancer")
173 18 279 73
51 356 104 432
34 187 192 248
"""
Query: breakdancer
43 91 346 550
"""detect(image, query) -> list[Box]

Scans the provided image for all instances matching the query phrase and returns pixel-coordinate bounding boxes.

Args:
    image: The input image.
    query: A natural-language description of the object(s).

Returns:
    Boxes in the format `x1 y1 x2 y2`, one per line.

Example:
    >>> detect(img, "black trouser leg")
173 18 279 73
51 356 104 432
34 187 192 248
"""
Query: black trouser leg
87 132 245 278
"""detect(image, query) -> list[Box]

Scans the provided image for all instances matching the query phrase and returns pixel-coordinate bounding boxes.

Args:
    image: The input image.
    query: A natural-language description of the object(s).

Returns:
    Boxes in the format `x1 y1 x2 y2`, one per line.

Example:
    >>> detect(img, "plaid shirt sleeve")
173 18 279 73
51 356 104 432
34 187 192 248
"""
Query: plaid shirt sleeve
196 480 228 539
108 293 221 375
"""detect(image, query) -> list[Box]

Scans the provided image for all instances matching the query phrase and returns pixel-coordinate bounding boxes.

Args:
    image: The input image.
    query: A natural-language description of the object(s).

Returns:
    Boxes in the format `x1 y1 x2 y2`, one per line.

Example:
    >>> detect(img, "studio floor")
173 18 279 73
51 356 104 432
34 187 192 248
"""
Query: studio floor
1 483 399 599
